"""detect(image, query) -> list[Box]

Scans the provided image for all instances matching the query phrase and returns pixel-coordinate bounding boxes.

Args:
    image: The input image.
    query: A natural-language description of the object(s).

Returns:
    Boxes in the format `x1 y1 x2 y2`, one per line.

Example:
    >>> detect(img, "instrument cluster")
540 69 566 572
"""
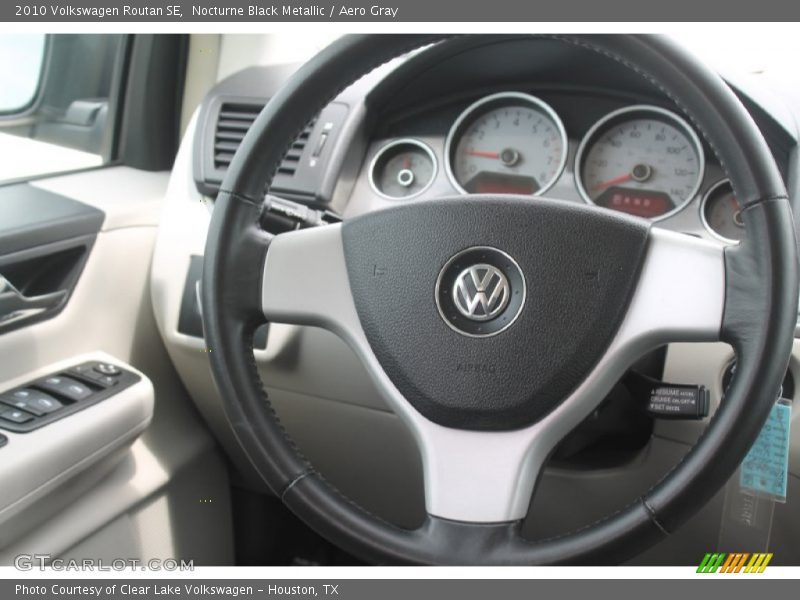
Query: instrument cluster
367 91 745 243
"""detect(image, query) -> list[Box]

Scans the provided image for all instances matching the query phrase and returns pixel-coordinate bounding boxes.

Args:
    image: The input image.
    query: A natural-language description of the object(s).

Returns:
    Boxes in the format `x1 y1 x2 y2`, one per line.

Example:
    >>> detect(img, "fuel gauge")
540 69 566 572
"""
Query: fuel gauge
701 179 745 243
369 139 437 199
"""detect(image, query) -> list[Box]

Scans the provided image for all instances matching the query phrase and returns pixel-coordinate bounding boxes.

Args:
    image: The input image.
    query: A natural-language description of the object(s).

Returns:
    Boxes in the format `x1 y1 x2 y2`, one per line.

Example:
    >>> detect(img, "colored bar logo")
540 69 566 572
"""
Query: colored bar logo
697 553 773 573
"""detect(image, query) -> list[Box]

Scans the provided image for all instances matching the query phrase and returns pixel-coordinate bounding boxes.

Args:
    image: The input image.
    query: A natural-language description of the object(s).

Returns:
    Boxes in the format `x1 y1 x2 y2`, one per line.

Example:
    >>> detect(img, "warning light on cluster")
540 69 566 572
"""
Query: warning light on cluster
594 187 675 218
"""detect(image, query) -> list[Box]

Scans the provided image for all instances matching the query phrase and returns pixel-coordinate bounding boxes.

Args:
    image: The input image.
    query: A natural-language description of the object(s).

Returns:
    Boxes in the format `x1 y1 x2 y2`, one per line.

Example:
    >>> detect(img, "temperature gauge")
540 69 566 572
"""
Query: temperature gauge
701 179 745 243
369 139 437 199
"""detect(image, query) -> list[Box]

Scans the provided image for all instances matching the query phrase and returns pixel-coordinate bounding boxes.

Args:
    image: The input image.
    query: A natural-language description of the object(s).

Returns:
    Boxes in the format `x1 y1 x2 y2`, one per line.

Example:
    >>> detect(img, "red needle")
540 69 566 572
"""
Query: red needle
592 173 633 191
466 149 501 159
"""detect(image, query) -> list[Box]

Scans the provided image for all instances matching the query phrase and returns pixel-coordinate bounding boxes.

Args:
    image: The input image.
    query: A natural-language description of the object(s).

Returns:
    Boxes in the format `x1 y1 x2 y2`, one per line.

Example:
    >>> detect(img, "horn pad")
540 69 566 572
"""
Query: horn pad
342 196 650 431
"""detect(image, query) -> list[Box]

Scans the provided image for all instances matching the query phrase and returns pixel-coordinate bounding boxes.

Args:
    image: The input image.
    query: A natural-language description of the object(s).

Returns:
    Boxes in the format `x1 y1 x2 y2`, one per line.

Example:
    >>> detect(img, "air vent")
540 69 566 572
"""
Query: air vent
213 102 318 177
213 103 262 170
196 94 348 202
276 118 318 177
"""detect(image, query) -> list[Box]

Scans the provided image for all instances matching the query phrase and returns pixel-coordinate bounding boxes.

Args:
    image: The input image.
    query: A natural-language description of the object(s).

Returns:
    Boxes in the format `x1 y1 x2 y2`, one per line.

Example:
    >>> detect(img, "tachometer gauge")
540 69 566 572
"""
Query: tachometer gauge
445 92 567 196
701 179 745 243
369 139 437 199
575 105 705 220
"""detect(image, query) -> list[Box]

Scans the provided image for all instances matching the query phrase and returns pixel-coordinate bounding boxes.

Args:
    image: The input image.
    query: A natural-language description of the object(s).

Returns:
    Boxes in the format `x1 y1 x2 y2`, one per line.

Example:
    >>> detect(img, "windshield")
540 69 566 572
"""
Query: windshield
225 31 800 84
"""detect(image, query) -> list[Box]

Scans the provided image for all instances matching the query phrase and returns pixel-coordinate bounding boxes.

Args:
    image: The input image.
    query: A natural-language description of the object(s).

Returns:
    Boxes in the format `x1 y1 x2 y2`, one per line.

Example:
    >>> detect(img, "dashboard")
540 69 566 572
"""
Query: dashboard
192 37 795 247
329 38 791 251
355 89 745 243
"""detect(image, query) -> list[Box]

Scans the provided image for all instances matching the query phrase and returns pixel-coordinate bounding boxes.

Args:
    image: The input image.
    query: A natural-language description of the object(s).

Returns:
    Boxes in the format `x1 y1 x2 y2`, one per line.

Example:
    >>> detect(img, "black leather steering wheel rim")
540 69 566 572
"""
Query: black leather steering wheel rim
202 34 799 564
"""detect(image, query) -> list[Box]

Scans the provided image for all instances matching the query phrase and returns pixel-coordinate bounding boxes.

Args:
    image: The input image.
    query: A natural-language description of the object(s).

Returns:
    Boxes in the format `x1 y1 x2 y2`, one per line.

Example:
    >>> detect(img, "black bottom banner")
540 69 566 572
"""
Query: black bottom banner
2 579 796 600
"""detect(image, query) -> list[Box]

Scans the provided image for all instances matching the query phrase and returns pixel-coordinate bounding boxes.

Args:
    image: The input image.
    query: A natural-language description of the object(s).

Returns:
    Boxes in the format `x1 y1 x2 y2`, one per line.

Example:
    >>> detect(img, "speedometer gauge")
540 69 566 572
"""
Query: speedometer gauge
445 92 567 196
575 105 705 220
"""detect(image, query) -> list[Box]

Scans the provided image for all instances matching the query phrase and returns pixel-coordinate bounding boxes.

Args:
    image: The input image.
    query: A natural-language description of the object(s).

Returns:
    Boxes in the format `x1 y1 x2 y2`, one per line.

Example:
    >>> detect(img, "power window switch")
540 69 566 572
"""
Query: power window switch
37 376 93 401
26 394 63 415
0 408 34 424
1 389 63 416
3 389 36 403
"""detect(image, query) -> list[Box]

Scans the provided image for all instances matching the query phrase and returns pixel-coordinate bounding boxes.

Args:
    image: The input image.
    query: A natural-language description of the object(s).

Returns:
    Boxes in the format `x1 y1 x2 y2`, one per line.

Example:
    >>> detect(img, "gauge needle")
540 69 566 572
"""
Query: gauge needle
591 173 633 191
465 150 501 159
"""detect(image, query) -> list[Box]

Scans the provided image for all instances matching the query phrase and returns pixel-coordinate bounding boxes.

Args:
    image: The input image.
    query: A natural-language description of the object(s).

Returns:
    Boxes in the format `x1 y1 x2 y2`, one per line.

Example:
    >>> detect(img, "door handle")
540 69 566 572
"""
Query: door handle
0 275 67 324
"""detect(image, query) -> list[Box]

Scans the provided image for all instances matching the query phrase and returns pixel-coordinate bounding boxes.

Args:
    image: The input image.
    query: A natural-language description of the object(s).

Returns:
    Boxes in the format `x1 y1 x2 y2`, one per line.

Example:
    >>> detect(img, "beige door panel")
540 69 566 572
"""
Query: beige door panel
0 168 233 565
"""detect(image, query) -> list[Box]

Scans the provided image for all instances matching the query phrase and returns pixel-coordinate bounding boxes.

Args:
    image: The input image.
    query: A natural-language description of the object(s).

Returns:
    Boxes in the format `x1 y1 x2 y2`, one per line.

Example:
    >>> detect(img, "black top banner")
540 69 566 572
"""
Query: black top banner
4 0 800 22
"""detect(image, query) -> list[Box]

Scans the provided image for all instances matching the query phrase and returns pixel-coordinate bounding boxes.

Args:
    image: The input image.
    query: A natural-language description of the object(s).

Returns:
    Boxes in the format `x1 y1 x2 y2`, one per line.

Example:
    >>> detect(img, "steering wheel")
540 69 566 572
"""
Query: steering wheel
202 35 798 564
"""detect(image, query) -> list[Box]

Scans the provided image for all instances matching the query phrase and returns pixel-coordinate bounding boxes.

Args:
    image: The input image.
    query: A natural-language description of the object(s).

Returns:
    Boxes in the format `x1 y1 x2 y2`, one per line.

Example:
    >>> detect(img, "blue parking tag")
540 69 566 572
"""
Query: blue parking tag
740 400 792 502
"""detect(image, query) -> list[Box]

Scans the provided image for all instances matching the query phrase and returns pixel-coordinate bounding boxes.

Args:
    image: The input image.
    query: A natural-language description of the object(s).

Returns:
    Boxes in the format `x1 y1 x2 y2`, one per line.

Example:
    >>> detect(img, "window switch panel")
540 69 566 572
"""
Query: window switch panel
0 361 139 433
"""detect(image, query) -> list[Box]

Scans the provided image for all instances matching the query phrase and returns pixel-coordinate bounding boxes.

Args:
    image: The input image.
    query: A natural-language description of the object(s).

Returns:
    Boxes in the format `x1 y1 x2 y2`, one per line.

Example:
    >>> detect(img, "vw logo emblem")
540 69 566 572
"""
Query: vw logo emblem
452 264 510 321
435 247 526 338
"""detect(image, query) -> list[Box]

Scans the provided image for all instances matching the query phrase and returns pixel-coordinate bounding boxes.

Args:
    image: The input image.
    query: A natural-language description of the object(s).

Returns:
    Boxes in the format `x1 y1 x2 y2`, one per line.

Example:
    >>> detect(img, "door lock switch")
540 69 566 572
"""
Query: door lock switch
91 374 119 387
0 408 34 424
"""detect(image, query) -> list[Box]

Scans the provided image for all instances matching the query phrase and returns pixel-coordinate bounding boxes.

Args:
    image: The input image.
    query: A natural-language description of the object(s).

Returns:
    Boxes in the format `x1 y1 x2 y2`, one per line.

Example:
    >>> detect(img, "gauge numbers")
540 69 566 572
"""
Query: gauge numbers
446 92 568 196
576 105 705 220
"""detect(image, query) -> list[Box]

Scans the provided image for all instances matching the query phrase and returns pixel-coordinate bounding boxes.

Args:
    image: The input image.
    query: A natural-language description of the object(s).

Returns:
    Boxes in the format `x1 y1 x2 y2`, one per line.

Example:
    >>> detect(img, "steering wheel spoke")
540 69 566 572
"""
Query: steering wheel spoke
614 227 725 348
261 223 360 337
